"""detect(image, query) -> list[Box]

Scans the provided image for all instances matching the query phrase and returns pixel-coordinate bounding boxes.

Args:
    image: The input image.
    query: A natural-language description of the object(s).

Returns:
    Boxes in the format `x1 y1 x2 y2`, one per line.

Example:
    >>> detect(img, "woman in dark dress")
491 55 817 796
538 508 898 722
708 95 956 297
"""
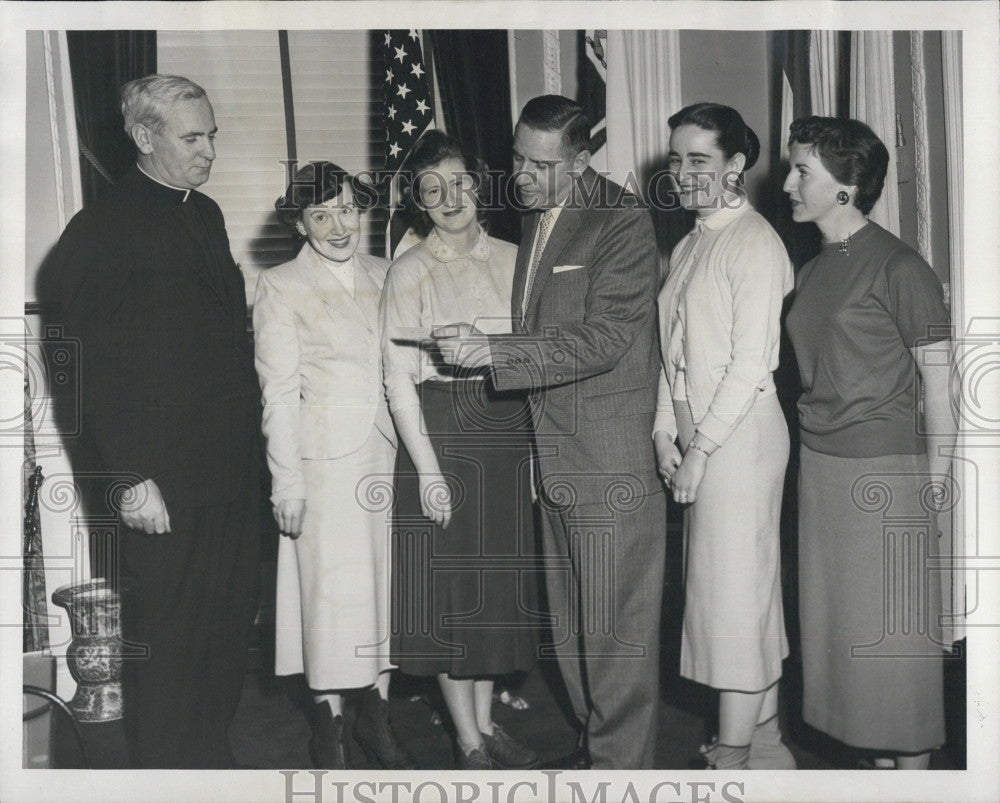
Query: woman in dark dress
380 131 539 770
783 116 956 769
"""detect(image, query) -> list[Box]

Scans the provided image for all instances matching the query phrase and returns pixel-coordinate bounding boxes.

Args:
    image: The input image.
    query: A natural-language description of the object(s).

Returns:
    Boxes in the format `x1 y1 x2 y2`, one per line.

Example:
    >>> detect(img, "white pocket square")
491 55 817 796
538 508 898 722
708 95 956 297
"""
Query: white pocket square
552 264 585 274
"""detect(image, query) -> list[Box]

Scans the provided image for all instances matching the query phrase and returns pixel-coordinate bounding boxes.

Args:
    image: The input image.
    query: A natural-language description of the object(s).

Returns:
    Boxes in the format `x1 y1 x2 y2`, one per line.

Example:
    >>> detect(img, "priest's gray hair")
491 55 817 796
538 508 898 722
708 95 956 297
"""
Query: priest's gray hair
121 74 208 135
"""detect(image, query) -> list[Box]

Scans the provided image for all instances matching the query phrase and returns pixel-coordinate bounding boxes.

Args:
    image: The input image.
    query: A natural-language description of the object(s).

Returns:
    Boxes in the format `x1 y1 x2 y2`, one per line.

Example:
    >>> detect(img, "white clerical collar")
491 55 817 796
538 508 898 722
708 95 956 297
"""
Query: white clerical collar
137 163 191 202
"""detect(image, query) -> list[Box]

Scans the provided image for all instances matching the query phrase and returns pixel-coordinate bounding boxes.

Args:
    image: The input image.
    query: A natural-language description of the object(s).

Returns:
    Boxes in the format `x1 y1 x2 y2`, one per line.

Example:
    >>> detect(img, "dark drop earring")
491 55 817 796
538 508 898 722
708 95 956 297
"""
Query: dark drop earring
836 190 850 205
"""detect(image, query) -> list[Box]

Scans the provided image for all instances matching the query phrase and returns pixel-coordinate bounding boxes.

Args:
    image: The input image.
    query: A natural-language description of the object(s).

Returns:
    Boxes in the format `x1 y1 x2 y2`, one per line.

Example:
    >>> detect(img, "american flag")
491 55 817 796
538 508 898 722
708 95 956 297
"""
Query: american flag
381 29 434 175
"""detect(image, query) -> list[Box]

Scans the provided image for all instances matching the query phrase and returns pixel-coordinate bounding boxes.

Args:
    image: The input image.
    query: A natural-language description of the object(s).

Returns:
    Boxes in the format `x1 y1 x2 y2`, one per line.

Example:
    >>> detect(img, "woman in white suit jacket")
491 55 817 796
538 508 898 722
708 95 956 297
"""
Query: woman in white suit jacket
253 162 411 770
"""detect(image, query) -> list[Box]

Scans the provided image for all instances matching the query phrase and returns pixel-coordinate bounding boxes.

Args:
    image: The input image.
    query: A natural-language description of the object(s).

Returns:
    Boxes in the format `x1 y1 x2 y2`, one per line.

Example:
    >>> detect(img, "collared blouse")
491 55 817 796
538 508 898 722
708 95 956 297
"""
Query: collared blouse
381 226 518 412
653 203 793 446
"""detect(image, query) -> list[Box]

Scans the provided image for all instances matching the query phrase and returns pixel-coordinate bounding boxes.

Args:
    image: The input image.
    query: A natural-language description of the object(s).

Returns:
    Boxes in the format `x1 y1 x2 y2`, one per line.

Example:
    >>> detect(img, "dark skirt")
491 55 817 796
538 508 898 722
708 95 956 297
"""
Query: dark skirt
391 379 540 677
798 446 946 752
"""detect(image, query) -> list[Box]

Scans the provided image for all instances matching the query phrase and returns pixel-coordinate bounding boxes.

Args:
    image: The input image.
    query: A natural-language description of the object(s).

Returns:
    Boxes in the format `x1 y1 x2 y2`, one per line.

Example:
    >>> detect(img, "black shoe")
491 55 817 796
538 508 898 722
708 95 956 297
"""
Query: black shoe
457 745 497 770
481 725 540 769
353 687 417 770
309 701 347 770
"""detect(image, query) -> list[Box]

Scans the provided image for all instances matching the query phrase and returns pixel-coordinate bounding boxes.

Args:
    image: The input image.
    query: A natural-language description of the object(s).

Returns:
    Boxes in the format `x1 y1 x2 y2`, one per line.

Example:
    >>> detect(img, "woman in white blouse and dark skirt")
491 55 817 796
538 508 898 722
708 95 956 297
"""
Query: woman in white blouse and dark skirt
653 103 795 770
380 131 539 770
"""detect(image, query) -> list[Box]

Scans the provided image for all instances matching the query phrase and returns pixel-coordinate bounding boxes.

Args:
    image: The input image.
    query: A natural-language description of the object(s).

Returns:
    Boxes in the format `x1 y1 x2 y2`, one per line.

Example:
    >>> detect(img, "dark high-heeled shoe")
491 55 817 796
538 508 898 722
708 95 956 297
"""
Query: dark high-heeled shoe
309 700 347 770
353 687 417 769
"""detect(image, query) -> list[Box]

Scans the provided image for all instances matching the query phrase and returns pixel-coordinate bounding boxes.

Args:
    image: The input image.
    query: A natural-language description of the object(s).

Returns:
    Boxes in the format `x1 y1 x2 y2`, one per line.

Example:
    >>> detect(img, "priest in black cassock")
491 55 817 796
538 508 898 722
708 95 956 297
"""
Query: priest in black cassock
42 74 263 768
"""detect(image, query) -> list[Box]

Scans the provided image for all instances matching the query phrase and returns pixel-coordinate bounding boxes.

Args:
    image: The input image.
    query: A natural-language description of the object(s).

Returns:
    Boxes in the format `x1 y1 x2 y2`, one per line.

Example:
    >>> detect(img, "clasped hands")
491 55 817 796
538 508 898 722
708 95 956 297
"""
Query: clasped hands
654 432 709 505
430 322 492 369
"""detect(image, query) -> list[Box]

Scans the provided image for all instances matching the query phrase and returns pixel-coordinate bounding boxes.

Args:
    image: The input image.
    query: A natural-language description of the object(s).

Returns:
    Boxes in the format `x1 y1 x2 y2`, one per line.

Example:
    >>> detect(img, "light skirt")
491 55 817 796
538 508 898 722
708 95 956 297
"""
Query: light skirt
677 392 790 692
275 428 397 690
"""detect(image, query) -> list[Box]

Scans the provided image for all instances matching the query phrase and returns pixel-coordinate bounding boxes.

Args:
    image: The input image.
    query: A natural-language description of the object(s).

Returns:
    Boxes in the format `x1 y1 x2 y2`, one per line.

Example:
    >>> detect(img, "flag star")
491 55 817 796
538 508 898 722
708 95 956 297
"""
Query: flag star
385 68 394 83
389 142 402 158
394 45 407 63
388 105 397 120
415 98 429 114
410 62 425 79
383 32 392 46
401 120 416 135
396 83 411 99
408 30 419 42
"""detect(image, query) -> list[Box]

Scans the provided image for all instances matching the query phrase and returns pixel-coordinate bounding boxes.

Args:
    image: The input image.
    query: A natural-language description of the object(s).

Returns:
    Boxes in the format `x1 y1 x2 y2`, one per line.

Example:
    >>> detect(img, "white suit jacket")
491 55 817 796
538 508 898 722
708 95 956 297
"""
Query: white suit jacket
253 245 396 504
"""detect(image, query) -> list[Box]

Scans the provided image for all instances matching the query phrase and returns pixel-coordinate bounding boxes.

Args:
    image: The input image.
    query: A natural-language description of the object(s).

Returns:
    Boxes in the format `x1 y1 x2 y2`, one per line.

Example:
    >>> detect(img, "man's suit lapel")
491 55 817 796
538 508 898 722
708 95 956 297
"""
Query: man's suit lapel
522 206 586 327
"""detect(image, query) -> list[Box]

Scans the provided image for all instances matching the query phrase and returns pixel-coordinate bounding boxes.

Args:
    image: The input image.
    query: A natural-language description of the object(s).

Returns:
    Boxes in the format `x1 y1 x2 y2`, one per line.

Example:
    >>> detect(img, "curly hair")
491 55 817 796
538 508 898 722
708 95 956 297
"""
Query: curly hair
400 130 489 238
274 161 378 231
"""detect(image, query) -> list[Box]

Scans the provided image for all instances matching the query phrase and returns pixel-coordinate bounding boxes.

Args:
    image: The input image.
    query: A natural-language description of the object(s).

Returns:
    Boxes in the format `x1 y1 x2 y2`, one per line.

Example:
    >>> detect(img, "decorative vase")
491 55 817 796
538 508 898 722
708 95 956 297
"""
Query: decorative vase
51 579 124 722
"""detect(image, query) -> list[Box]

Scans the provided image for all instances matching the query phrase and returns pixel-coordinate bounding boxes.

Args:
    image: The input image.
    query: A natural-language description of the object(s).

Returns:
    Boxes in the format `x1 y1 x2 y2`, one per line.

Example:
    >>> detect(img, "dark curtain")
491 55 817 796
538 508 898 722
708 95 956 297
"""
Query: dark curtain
767 31 815 671
66 31 156 207
576 31 607 155
770 30 821 269
834 31 852 120
429 31 520 245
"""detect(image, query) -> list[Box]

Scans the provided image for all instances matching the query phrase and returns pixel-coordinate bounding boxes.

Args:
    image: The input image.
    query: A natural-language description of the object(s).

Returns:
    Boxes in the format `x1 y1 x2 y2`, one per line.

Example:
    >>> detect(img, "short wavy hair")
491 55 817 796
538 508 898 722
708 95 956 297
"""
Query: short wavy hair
274 161 378 231
121 74 207 134
517 95 592 160
400 130 489 238
787 116 889 215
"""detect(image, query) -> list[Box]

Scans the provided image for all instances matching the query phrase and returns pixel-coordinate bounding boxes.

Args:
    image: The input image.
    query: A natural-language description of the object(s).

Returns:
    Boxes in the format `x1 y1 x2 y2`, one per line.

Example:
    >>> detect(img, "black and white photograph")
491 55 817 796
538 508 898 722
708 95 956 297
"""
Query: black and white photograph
1 2 998 802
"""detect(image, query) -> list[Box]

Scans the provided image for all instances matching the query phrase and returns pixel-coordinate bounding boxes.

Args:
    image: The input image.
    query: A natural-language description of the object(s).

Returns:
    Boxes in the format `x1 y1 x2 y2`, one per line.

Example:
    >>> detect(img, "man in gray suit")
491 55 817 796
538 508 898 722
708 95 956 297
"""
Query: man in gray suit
435 95 666 769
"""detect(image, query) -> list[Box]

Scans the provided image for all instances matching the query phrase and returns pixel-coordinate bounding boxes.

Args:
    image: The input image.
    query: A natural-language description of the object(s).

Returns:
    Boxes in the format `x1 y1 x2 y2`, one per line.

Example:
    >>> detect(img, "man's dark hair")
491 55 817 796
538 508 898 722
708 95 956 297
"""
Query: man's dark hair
517 95 592 160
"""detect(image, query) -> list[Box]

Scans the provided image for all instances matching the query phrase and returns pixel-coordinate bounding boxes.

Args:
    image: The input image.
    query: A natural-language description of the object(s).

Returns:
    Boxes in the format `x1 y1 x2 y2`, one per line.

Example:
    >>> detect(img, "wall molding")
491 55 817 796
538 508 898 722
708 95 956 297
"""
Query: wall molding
542 30 561 95
942 32 963 307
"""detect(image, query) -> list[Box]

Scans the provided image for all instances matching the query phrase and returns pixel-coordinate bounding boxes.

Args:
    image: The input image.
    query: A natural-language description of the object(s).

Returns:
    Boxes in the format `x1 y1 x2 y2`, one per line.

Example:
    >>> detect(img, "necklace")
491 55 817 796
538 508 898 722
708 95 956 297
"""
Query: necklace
828 219 868 256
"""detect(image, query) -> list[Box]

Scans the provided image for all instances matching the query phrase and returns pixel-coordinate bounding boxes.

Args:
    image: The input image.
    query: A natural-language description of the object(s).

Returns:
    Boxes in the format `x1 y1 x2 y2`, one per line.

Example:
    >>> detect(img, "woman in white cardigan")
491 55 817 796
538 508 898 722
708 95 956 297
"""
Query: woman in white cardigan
654 104 795 770
253 162 411 770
